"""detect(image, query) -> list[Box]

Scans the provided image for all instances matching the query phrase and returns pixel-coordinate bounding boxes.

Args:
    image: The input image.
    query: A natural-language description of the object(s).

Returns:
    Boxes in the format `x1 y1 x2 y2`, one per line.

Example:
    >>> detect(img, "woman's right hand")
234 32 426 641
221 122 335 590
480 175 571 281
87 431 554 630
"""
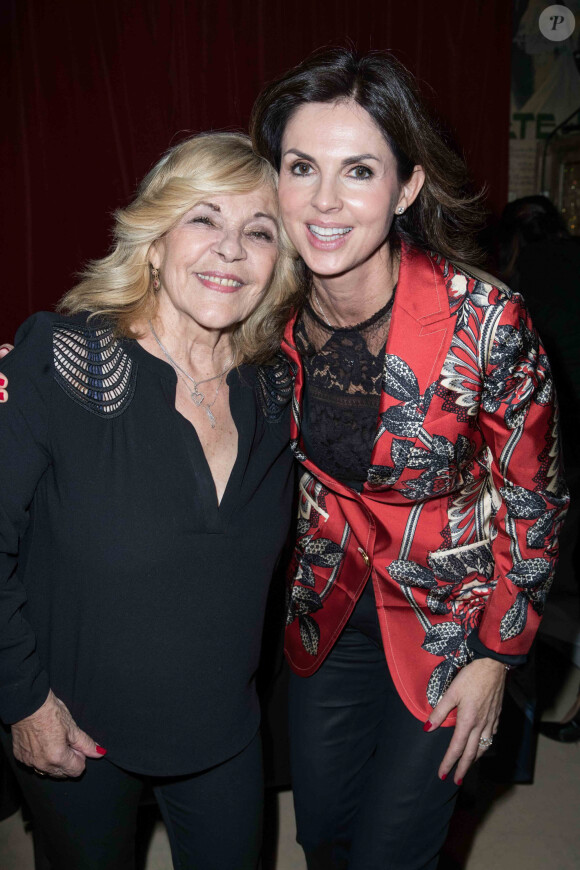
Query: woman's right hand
0 343 13 358
11 690 106 777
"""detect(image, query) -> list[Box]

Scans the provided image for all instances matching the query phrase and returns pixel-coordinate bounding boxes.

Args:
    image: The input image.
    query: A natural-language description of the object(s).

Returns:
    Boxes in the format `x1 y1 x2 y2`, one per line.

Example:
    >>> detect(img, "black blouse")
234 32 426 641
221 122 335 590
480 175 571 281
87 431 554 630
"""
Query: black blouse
0 312 295 776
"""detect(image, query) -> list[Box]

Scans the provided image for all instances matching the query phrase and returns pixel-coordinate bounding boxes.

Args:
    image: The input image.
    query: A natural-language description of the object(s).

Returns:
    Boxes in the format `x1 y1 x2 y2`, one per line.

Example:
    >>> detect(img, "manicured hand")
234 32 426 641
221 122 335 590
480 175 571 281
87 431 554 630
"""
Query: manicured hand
11 690 107 778
0 343 13 359
425 657 507 784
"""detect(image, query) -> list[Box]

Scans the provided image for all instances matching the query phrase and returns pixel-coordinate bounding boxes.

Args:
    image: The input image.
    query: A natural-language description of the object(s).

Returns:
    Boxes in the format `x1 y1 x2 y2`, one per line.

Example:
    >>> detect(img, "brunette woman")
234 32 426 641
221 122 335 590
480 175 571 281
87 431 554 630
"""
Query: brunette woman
251 49 568 869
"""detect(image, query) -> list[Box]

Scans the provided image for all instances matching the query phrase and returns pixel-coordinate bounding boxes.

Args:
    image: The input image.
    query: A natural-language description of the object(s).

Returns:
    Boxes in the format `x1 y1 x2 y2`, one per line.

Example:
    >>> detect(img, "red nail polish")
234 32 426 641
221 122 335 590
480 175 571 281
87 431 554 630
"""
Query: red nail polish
423 721 433 732
95 745 107 755
457 778 463 786
440 773 447 781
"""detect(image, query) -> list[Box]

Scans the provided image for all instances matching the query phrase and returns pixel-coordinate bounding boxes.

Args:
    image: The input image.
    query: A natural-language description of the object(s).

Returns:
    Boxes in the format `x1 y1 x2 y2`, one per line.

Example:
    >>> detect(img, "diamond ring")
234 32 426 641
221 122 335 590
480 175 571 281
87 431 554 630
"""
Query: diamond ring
478 736 493 748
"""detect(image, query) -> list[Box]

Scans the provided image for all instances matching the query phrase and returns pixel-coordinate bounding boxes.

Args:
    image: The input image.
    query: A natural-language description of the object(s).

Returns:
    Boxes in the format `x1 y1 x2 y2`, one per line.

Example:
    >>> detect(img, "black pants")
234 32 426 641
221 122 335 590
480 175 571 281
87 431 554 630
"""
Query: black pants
0 728 262 870
289 628 460 870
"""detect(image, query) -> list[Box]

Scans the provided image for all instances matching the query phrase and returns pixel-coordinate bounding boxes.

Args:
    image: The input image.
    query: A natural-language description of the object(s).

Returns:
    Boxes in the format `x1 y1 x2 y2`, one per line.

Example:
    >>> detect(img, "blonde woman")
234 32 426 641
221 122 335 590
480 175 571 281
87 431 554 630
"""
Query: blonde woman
0 133 300 870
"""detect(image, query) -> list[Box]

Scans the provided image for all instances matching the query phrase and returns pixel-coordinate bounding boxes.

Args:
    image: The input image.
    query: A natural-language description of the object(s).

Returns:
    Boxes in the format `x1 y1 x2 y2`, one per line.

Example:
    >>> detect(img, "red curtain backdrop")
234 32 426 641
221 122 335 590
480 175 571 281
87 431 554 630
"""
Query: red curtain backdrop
1 0 511 339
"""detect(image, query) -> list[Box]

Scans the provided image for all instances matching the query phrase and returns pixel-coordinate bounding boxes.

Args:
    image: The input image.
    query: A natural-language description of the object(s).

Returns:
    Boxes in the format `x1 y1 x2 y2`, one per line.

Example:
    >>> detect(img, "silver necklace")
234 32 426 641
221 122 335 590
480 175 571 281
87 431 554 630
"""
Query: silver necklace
312 289 334 327
148 320 233 428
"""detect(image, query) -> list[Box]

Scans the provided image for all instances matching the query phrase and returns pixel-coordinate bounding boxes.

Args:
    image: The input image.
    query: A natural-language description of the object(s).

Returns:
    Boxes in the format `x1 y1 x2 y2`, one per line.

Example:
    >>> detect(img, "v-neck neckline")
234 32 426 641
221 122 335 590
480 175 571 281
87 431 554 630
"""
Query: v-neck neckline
171 369 250 523
124 337 255 527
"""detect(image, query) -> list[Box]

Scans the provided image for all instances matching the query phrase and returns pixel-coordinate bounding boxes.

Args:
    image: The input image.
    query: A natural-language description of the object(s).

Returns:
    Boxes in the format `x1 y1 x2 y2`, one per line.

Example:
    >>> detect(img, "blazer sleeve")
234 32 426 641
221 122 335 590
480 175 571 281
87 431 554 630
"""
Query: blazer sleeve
475 292 569 657
0 313 54 723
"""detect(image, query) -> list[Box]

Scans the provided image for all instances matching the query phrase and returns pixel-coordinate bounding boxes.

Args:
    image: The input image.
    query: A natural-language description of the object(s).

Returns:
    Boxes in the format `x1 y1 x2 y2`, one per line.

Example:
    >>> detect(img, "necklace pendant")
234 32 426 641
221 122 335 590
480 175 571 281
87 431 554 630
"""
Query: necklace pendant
205 407 216 428
190 389 204 406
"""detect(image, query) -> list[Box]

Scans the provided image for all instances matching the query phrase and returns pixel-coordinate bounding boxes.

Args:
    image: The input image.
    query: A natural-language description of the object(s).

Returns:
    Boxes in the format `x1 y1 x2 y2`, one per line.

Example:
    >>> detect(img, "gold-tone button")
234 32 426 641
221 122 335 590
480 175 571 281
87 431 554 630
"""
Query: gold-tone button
358 547 371 567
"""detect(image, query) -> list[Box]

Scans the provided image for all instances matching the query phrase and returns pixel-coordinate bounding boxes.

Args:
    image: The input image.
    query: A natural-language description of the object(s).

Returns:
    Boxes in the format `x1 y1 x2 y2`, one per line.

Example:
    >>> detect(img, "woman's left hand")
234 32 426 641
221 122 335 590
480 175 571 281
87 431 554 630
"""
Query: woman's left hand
426 657 507 784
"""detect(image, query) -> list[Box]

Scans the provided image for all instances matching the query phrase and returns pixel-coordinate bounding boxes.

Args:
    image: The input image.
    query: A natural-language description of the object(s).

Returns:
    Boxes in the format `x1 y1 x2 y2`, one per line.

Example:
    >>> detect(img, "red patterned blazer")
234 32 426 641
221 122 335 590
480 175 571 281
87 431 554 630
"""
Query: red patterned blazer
280 245 568 725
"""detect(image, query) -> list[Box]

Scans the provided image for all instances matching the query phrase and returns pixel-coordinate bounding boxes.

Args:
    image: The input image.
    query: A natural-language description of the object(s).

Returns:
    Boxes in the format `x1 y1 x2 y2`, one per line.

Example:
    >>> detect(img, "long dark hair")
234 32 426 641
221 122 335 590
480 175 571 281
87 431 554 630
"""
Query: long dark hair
250 48 485 265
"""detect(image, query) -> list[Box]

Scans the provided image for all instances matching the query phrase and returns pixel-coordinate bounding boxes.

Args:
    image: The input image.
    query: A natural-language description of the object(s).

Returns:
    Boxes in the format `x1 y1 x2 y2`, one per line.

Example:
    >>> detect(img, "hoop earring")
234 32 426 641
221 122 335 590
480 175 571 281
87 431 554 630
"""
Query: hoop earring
151 266 161 292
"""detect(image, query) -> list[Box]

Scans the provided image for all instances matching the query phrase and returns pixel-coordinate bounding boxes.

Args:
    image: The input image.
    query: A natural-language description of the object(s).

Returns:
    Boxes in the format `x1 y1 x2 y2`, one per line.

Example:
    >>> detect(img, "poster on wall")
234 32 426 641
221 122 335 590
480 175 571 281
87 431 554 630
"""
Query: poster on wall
510 0 580 200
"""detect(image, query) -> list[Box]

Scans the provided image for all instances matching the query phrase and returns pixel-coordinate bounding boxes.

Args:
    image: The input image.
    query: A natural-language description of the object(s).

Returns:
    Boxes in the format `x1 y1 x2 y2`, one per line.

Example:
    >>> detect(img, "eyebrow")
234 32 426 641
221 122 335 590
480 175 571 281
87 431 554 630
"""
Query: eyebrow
195 202 277 226
283 148 380 166
253 211 278 225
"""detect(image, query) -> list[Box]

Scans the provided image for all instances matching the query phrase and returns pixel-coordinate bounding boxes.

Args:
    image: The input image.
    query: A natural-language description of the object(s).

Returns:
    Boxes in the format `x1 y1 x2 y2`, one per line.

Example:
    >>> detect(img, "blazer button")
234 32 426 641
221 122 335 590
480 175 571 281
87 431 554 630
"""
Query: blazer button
358 547 371 567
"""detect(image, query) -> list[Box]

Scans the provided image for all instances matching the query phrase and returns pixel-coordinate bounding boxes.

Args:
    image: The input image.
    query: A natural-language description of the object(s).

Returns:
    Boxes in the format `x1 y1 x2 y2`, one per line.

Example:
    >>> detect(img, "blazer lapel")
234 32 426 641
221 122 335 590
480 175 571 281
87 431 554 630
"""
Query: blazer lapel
366 246 456 492
282 245 457 497
281 315 304 445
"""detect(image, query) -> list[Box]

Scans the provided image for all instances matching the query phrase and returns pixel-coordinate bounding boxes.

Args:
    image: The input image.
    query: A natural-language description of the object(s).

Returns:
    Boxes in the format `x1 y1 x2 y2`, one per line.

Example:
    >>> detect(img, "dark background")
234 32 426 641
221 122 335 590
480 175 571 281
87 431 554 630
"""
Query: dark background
1 0 511 339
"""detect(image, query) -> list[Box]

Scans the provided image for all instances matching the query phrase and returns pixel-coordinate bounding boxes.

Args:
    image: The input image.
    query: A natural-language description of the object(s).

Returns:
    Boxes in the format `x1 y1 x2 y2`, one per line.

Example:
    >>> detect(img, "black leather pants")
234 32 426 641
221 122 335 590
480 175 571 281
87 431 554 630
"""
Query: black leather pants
289 627 460 870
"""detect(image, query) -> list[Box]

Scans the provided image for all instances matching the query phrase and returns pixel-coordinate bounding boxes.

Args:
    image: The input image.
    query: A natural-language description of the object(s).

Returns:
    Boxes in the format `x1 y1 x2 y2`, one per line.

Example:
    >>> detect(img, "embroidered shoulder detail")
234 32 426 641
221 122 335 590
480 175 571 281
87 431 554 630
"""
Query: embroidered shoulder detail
256 352 295 422
53 322 136 417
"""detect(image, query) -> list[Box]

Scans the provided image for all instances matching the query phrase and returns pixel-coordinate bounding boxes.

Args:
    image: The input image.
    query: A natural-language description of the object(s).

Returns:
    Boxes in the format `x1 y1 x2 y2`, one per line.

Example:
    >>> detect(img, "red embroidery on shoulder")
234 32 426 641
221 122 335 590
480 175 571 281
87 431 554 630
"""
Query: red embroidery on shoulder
0 372 8 403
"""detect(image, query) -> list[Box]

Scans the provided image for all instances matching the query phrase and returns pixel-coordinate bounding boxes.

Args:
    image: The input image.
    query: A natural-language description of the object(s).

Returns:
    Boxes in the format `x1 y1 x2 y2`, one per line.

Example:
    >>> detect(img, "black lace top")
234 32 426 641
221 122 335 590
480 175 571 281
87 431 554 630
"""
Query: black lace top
295 294 395 491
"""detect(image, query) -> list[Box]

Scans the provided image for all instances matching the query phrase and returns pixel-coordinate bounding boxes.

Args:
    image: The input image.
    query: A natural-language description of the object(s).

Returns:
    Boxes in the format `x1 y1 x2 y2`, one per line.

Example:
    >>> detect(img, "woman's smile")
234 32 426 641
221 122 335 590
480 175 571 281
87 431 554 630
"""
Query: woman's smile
306 224 353 248
195 271 246 291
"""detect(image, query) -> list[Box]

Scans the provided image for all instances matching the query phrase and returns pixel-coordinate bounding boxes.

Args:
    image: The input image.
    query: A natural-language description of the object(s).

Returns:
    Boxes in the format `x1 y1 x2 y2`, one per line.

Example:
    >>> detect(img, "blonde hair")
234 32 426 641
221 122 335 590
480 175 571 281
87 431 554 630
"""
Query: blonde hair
58 132 302 363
